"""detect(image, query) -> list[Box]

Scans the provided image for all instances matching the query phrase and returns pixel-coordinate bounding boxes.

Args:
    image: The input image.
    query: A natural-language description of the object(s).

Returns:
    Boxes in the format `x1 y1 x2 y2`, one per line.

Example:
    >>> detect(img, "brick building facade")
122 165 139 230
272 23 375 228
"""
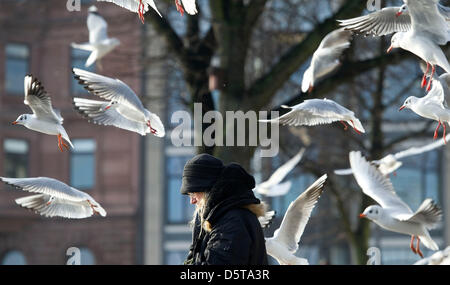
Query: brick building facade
0 0 144 264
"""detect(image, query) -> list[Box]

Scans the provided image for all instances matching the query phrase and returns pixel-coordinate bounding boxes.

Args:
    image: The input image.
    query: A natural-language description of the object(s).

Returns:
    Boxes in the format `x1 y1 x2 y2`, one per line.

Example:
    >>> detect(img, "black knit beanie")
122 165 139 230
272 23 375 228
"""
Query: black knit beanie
180 154 225 195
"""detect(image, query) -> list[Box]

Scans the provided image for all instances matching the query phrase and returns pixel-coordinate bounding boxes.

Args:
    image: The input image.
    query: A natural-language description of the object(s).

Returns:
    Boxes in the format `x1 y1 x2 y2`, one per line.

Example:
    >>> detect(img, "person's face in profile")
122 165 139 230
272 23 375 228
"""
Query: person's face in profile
189 192 205 205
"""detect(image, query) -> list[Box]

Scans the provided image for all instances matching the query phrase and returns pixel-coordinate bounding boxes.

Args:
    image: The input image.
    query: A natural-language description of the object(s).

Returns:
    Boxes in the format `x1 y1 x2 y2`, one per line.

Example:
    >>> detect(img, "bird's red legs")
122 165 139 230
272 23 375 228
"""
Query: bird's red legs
57 134 70 152
175 0 185 16
410 236 417 254
444 123 447 144
416 237 424 258
57 134 64 152
138 0 145 24
350 120 362 135
147 121 157 134
340 121 348 131
421 62 430 88
434 121 442 140
426 65 436 92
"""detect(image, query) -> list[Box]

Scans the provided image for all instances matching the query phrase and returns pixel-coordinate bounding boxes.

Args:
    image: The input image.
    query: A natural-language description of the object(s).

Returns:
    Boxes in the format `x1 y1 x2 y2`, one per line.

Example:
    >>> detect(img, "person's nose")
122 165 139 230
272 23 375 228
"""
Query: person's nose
190 195 197 205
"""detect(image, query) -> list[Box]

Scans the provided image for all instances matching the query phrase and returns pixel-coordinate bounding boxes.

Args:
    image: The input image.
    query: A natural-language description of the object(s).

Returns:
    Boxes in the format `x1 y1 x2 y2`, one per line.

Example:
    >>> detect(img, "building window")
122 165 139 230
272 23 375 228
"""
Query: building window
166 155 195 224
165 249 188 265
392 149 441 209
70 139 96 190
3 138 29 178
79 247 96 265
71 48 95 95
5 43 30 95
1 250 27 265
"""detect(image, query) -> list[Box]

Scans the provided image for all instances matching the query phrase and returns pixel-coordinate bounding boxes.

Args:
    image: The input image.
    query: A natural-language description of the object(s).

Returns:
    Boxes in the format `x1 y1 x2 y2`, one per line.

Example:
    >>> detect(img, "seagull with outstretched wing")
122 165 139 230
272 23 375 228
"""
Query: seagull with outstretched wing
302 28 353 93
11 75 74 152
350 151 442 258
265 174 327 265
259 99 365 134
0 177 106 219
71 6 120 69
254 148 306 197
72 68 165 137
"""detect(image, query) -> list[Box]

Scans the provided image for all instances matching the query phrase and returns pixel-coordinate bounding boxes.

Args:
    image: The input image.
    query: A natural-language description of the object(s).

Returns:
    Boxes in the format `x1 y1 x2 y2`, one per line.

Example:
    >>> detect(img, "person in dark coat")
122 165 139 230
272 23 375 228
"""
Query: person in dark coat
180 153 269 265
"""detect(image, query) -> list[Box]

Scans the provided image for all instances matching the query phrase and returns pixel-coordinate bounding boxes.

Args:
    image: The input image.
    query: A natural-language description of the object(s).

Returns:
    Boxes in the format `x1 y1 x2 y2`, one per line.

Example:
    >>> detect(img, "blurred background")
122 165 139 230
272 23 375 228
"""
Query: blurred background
0 0 449 265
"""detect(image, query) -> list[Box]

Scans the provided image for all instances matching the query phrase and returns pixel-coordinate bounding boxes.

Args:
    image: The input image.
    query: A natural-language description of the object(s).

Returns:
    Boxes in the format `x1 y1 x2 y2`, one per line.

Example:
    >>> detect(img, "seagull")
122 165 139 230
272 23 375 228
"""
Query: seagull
72 68 165 137
265 174 327 265
349 151 442 258
96 0 162 23
338 0 450 92
259 99 365 134
399 72 450 144
254 148 306 197
302 28 353 93
334 135 450 176
0 177 106 219
71 6 120 69
12 75 74 152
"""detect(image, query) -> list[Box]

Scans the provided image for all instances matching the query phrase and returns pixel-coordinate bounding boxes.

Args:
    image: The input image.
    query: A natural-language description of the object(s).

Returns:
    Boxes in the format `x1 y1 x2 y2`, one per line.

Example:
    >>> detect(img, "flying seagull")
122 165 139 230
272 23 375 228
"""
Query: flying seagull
334 136 450 176
302 28 352 93
254 148 306 197
12 75 74 152
71 6 120 69
339 0 450 91
0 177 106 219
259 99 365 134
265 174 327 265
350 151 442 258
72 68 165 137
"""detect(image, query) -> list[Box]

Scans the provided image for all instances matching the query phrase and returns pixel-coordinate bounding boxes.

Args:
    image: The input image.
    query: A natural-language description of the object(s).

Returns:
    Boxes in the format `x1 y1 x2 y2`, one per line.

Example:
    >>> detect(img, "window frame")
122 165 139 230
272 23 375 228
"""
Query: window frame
4 42 31 96
69 138 97 191
3 137 30 178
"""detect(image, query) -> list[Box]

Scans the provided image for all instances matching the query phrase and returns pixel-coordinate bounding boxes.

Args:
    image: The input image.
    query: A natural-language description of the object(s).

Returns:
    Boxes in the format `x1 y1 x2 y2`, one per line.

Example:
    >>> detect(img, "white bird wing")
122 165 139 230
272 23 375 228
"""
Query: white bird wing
317 28 353 52
399 198 442 228
261 99 351 127
333 168 354 175
0 177 89 201
73 97 150 136
256 181 293 197
23 75 62 123
349 151 413 217
261 148 306 187
304 28 352 90
181 0 198 15
96 0 162 17
423 75 446 106
271 174 327 253
338 7 411 36
87 10 108 44
72 68 146 114
301 66 314 93
394 136 449 160
15 194 95 219
406 0 450 44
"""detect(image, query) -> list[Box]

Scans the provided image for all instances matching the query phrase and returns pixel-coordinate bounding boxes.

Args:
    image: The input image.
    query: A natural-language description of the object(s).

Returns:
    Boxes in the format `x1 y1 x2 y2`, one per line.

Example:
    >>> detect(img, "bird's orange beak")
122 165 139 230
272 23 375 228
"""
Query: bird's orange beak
399 105 406 111
11 121 18 125
359 213 366 218
387 46 393 53
105 106 111 110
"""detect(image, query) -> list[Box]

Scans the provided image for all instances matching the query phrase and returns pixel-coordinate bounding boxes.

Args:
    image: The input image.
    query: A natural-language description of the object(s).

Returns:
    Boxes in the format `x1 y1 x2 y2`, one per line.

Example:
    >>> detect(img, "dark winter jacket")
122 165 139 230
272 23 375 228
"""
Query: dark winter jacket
184 163 268 265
